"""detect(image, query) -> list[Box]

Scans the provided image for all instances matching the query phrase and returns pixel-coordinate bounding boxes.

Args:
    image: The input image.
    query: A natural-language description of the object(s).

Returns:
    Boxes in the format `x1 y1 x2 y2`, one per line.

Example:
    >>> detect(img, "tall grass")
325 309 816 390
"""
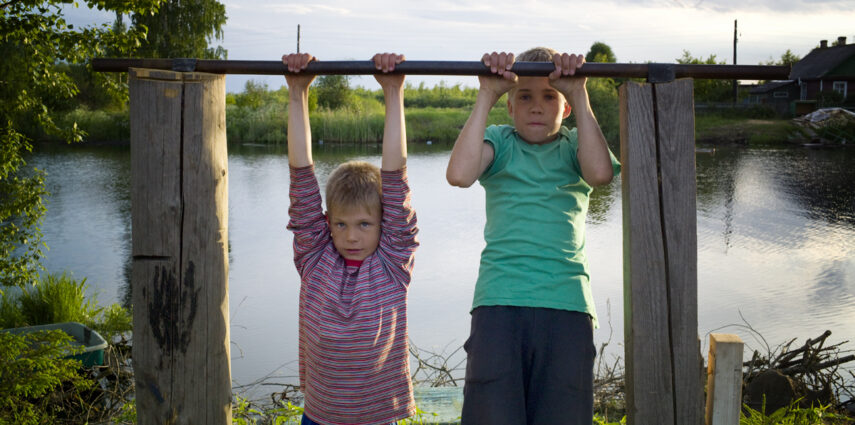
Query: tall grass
14 272 101 327
55 78 641 147
1 272 131 342
227 103 288 144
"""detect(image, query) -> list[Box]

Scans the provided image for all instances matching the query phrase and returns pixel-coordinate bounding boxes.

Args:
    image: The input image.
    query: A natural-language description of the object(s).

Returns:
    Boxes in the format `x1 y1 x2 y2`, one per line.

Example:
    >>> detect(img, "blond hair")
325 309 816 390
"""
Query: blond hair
325 161 382 214
510 47 561 99
517 46 558 62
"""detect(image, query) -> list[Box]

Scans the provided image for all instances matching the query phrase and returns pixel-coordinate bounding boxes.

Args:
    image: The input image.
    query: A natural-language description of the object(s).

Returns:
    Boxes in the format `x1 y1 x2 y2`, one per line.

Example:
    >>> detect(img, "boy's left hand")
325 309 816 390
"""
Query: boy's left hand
373 53 406 90
548 53 587 102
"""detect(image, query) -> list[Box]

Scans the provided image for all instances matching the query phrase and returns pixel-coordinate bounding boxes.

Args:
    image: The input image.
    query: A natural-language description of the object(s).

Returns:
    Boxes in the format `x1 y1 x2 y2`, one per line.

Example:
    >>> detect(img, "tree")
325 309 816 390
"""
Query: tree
586 41 616 63
778 49 800 67
762 49 800 67
676 50 732 102
314 75 352 110
0 0 161 289
130 0 227 59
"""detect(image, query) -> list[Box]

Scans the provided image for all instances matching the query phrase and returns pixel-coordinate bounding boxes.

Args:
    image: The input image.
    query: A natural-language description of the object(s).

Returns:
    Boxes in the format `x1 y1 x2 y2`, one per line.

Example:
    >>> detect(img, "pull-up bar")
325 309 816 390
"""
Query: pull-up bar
92 58 790 82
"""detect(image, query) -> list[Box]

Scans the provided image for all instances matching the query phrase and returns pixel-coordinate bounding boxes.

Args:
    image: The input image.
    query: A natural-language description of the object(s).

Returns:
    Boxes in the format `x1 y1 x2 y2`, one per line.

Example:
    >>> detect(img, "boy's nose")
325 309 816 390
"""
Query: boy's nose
346 229 359 242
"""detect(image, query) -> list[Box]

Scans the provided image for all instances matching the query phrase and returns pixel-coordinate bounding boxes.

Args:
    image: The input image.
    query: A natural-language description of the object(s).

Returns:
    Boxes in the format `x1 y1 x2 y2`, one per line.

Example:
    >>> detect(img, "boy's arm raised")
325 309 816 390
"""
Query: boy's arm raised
446 52 516 188
283 53 316 168
373 53 407 171
549 53 614 187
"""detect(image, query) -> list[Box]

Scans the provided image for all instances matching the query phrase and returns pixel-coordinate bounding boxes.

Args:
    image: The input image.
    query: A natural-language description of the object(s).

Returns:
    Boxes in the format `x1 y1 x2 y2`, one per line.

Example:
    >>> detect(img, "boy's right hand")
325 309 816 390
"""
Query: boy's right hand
480 52 517 99
282 53 316 89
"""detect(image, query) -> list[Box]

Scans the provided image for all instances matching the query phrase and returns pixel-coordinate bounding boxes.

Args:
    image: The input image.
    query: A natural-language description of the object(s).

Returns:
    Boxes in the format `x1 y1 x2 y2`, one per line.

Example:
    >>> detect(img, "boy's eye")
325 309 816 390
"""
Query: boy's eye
360 222 372 228
334 222 345 229
519 94 531 100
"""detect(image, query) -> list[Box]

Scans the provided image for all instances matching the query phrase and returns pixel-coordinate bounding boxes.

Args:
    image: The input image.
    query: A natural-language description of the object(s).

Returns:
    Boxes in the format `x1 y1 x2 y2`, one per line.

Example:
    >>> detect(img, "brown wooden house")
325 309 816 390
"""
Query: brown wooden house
790 37 855 105
748 37 855 116
748 80 800 116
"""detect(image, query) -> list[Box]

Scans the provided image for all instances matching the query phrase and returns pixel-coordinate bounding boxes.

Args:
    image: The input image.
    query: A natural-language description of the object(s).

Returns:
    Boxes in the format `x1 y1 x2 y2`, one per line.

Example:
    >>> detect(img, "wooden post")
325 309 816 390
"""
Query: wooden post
706 334 744 425
620 79 703 424
129 68 231 424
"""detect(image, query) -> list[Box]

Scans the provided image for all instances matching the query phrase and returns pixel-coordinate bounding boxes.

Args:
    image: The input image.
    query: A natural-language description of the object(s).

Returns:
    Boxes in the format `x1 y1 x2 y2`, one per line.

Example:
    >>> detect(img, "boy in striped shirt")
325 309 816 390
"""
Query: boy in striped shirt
282 52 419 425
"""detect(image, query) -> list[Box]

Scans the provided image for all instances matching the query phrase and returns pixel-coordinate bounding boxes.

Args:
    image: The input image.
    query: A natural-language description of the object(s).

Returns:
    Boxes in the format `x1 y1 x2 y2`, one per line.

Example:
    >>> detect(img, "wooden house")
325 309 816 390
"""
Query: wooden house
790 37 855 106
749 37 855 116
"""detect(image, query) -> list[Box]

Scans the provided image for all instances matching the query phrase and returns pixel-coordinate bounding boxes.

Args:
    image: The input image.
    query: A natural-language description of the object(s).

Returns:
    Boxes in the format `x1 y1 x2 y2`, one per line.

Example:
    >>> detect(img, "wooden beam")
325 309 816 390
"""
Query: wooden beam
130 68 232 425
655 79 704 424
620 81 675 424
92 58 792 80
706 334 744 425
619 79 703 424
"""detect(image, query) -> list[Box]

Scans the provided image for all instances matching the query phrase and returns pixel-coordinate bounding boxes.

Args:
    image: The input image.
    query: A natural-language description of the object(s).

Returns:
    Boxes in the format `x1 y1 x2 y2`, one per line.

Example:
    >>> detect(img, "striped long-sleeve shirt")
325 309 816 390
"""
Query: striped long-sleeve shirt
287 165 419 425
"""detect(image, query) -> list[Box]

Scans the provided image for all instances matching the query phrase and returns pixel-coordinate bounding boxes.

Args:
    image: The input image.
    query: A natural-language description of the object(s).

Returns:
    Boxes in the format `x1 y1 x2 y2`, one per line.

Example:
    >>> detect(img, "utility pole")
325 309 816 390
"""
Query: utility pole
297 25 301 53
732 19 738 104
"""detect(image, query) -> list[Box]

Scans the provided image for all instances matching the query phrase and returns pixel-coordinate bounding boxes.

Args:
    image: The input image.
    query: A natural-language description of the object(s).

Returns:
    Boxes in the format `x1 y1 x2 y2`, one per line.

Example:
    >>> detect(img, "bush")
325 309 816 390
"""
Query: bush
55 107 130 143
0 330 90 425
226 103 289 144
315 75 352 110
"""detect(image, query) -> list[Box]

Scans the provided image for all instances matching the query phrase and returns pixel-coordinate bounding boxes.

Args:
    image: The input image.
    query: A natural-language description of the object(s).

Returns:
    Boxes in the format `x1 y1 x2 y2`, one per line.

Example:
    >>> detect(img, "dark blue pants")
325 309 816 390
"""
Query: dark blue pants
461 306 596 425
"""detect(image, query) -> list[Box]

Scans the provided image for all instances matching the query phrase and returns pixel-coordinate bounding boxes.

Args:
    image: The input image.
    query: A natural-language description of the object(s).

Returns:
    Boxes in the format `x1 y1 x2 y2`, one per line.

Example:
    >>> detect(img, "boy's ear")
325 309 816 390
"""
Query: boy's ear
507 98 513 115
562 102 572 119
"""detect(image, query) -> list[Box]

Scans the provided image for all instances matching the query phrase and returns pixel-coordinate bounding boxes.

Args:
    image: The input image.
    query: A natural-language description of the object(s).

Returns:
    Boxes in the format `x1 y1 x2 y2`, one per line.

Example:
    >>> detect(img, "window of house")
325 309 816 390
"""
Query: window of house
773 91 789 98
800 83 807 101
833 81 847 98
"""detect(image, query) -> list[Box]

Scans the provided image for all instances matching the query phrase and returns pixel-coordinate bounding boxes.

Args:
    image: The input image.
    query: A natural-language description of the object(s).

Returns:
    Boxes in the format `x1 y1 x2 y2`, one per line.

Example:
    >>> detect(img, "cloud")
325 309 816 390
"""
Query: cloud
262 3 351 16
606 0 854 12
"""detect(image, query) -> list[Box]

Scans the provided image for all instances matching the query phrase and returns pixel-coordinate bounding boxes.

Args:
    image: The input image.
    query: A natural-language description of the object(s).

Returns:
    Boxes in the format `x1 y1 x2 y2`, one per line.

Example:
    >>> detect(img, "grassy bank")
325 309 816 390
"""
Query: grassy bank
51 103 807 148
3 275 852 424
695 115 807 146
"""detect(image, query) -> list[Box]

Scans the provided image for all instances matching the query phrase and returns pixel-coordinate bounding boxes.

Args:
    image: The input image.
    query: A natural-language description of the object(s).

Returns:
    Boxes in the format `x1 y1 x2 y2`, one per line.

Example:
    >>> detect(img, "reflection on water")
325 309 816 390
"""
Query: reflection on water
29 142 855 396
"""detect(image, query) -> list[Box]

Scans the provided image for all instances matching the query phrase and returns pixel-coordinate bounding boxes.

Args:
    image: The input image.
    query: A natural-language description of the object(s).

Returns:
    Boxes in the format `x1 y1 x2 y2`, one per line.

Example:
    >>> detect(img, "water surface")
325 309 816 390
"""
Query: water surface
30 142 855 397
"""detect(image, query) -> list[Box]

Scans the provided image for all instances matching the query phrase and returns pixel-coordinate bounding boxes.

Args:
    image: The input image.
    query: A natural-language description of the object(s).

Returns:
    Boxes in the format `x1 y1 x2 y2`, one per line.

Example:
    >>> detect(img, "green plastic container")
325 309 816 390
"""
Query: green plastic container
2 322 108 367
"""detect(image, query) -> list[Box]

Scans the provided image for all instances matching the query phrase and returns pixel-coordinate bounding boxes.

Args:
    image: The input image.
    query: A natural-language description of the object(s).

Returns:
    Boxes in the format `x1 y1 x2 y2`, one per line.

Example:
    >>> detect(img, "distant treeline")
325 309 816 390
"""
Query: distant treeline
223 77 621 145
35 48 796 146
37 75 783 147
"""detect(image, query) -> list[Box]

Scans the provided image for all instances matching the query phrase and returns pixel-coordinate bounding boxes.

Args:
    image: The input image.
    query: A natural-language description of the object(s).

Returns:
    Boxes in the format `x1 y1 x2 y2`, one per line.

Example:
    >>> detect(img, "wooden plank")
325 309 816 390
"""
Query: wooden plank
179 73 231 423
131 258 181 423
655 78 704 425
129 68 182 257
130 69 231 424
706 334 744 425
619 81 675 425
129 69 183 424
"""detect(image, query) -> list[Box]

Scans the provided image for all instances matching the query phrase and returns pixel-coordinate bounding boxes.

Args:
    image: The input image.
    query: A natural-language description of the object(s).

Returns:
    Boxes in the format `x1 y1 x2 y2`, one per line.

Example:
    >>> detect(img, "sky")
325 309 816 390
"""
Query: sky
64 0 855 93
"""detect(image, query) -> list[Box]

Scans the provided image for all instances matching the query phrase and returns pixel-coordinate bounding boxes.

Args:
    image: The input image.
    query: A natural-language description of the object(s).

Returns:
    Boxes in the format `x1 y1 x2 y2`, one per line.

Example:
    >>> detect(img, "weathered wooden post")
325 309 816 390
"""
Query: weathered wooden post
620 75 704 424
129 68 231 424
706 334 744 425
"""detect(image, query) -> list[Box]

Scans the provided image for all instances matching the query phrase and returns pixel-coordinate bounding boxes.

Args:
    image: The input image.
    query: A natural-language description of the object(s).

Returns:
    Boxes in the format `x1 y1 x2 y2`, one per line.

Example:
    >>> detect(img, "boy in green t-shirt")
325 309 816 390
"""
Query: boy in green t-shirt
446 47 621 424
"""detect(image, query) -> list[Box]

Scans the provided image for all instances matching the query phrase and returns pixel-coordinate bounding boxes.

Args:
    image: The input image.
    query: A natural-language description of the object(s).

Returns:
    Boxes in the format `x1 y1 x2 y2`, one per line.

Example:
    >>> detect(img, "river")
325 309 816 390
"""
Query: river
28 141 855 399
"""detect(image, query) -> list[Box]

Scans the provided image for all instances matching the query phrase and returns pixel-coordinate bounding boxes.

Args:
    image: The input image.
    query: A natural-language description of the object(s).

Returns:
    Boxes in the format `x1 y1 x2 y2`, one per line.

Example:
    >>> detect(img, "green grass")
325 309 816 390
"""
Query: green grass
8 272 102 327
1 272 131 342
695 115 804 146
53 82 813 148
741 400 852 425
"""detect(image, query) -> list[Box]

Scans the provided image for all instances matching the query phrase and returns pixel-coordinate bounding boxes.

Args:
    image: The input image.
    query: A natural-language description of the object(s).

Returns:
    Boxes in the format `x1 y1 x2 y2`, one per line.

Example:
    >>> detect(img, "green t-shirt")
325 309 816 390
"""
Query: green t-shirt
474 124 621 327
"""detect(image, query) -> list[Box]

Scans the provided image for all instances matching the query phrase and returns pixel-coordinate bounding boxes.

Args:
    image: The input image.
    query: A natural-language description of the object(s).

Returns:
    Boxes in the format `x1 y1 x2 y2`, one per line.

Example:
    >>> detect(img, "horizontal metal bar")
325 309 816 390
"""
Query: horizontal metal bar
92 58 791 80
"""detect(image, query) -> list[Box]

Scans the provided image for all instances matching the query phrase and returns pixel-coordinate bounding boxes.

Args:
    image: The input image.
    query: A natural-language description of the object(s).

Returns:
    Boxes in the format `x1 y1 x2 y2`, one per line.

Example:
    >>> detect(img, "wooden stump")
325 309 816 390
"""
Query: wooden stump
129 68 231 425
620 79 703 425
707 334 744 425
